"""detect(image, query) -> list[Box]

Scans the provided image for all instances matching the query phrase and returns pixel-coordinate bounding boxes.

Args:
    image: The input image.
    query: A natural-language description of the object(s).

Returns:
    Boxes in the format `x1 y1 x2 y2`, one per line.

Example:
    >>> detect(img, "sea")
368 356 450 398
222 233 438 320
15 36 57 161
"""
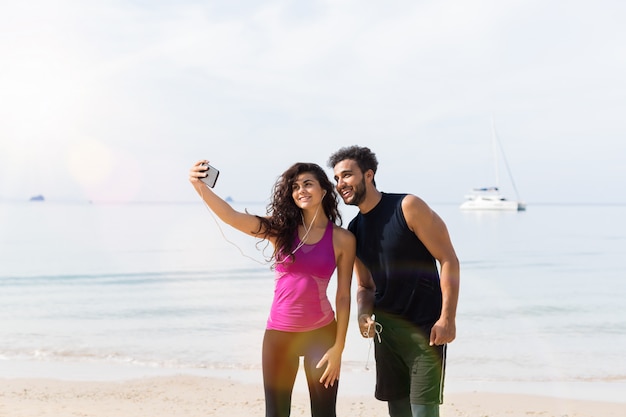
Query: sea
1 200 625 403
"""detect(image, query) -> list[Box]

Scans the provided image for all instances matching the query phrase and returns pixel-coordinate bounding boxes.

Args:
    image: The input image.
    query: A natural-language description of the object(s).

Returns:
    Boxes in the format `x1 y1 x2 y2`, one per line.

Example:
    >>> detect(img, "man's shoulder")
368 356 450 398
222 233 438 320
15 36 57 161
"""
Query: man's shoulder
399 193 429 210
382 192 409 203
381 192 411 209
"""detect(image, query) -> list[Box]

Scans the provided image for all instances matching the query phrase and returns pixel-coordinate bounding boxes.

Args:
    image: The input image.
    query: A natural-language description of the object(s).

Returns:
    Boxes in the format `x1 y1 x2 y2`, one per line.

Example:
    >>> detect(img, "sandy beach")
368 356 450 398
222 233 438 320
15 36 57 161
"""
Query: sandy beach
1 374 624 417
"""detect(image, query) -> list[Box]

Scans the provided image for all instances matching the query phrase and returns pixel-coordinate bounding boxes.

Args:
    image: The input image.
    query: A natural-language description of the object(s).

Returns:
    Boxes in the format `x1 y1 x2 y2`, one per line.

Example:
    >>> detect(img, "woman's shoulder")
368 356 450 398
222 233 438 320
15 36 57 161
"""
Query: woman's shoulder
332 224 356 244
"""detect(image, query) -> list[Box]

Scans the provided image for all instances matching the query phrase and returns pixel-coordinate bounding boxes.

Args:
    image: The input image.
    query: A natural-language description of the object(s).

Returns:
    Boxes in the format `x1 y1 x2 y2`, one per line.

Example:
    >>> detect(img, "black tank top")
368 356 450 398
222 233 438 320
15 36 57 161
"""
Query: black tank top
348 193 442 329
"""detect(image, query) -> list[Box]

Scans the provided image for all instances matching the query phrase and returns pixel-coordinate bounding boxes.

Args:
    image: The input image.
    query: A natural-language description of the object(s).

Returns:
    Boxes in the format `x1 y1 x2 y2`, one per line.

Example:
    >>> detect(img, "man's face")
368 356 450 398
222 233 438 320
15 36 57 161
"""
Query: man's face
333 159 367 206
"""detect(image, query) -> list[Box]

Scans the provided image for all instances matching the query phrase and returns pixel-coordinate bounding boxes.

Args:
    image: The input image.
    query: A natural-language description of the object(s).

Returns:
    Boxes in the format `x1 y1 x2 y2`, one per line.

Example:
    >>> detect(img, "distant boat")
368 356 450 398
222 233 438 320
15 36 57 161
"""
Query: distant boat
460 119 526 211
460 186 525 211
29 195 45 202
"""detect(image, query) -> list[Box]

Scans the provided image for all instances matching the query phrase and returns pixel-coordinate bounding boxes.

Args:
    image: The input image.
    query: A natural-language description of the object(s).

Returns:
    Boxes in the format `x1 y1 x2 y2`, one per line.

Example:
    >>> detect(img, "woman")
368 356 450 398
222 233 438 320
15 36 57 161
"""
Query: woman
189 160 355 417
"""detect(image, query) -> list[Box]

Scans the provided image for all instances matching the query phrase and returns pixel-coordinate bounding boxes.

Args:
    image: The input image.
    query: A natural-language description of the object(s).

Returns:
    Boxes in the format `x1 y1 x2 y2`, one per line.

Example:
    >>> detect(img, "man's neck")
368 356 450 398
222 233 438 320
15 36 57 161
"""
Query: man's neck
358 188 382 214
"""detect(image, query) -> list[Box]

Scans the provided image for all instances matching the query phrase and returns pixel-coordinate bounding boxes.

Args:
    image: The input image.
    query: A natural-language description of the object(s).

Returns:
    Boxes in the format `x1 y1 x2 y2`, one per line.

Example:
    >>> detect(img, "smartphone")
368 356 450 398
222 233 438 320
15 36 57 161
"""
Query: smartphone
200 163 220 188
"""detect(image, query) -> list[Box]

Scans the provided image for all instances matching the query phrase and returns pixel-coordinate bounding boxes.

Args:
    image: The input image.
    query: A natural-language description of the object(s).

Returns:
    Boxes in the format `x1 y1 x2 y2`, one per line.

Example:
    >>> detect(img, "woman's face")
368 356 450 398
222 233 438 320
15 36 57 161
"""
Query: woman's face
291 172 325 210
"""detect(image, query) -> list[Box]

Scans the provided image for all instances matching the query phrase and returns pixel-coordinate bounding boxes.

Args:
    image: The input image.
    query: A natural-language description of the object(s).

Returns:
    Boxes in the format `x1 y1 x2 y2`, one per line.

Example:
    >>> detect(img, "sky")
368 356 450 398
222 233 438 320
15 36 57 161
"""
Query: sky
1 0 625 205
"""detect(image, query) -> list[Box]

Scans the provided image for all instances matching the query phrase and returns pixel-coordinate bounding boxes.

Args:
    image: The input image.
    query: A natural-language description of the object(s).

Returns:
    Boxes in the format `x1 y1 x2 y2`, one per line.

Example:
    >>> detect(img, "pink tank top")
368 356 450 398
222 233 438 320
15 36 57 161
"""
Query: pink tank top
267 221 337 332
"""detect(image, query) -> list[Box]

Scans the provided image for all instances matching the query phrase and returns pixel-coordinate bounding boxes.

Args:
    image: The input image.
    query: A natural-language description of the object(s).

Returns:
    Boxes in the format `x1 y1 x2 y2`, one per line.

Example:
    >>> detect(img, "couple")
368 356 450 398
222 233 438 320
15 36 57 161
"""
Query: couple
188 145 460 417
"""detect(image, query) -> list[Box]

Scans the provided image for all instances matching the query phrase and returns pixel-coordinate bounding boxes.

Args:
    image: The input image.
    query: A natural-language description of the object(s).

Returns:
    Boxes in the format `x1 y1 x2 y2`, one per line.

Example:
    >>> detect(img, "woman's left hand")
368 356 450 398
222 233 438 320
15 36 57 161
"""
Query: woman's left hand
316 345 342 388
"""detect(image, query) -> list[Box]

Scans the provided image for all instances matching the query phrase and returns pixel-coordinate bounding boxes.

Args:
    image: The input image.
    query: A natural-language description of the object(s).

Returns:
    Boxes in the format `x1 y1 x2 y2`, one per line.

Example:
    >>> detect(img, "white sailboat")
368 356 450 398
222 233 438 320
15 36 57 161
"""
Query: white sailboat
460 119 526 211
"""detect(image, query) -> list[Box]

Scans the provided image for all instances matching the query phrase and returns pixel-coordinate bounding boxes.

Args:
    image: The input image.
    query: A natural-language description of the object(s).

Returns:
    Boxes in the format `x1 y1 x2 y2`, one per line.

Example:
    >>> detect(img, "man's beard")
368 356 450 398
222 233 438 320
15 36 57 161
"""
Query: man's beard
346 177 367 206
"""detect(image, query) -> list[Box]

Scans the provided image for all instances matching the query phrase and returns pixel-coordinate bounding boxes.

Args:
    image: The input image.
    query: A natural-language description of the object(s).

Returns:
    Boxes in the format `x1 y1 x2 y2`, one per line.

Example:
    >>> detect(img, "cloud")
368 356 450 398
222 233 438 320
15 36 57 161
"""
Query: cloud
1 0 625 203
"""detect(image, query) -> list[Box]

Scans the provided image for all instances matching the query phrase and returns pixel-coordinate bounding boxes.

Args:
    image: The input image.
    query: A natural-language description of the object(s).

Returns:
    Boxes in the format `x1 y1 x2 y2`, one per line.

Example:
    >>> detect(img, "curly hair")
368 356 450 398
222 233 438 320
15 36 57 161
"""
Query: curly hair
327 145 378 186
255 162 341 263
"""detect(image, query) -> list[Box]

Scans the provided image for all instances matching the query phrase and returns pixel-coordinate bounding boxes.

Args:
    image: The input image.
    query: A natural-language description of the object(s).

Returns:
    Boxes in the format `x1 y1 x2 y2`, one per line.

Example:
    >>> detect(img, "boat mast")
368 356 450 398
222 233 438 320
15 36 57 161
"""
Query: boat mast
491 118 500 190
492 117 523 201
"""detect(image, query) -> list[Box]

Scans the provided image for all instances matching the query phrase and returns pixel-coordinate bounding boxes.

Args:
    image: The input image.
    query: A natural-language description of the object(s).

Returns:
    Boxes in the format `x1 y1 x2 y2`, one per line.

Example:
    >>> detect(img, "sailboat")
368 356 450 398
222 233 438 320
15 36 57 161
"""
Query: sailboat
460 119 526 211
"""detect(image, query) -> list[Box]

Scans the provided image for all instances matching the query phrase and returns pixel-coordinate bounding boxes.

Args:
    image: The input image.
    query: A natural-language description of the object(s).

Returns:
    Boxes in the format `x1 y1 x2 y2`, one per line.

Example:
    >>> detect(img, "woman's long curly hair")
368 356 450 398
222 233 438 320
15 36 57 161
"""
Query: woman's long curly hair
256 162 341 263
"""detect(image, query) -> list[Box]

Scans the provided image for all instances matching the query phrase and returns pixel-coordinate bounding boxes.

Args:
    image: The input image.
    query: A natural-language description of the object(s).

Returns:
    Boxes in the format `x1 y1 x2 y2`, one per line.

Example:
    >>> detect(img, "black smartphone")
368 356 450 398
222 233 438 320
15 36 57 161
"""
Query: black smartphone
200 163 220 188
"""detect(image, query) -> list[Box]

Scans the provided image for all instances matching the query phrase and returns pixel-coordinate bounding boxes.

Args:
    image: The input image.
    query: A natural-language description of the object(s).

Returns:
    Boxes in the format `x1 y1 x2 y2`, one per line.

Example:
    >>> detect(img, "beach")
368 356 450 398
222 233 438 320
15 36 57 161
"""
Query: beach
2 374 625 417
2 202 625 416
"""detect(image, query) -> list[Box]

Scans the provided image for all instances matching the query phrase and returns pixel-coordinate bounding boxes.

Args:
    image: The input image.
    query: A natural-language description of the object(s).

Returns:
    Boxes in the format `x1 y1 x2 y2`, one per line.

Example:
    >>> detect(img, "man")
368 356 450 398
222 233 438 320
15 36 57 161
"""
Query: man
328 146 460 417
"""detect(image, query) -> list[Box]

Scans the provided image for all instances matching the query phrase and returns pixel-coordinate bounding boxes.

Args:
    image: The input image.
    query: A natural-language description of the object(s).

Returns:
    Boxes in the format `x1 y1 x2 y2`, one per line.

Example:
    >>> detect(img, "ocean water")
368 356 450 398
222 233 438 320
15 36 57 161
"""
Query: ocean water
1 200 625 402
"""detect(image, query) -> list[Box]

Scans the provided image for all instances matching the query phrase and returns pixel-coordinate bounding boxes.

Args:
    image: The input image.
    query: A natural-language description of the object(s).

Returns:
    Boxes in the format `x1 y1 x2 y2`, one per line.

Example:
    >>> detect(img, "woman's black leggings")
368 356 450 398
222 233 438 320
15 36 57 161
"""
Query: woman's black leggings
262 321 338 417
